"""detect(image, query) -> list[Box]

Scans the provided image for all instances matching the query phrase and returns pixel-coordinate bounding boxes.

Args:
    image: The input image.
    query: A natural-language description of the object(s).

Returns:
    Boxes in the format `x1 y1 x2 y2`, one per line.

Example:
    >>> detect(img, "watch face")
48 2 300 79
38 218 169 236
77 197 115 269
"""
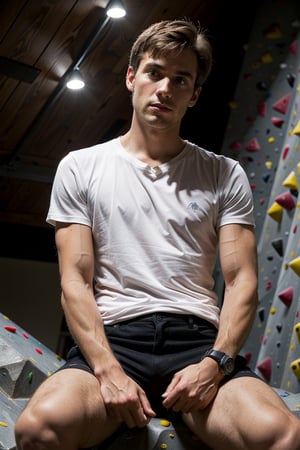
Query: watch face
223 357 235 375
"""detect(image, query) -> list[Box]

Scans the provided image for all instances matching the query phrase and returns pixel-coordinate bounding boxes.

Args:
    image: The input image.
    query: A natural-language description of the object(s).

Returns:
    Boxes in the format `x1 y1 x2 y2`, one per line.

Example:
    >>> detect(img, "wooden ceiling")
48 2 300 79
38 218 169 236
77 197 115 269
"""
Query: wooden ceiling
0 0 259 261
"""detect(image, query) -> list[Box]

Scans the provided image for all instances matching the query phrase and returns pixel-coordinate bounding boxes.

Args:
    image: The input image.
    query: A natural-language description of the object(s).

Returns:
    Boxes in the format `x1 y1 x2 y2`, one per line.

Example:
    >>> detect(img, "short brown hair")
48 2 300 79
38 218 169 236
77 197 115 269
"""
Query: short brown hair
129 20 213 88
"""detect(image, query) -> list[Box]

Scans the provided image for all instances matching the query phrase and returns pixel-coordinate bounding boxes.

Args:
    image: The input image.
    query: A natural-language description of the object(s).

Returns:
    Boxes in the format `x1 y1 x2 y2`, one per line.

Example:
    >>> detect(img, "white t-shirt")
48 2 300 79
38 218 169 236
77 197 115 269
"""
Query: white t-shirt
47 138 254 327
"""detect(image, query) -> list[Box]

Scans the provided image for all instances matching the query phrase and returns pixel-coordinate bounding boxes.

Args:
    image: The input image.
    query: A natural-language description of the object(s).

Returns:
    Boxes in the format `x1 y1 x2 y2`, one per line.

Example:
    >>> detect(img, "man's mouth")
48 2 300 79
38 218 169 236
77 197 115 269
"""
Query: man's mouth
150 103 172 112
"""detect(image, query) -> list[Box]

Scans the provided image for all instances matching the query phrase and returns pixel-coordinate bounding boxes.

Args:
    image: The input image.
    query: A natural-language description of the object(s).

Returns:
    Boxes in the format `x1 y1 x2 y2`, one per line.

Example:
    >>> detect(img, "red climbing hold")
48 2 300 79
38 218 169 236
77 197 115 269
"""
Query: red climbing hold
271 117 284 128
272 94 291 114
289 40 298 56
275 191 295 210
278 287 294 308
4 325 16 333
257 357 272 380
282 145 290 160
245 138 260 152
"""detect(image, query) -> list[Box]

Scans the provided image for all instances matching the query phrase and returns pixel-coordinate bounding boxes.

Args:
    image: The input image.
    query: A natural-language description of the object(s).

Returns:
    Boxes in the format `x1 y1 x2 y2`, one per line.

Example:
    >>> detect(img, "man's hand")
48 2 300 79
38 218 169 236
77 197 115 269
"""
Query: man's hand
162 358 223 413
99 365 156 428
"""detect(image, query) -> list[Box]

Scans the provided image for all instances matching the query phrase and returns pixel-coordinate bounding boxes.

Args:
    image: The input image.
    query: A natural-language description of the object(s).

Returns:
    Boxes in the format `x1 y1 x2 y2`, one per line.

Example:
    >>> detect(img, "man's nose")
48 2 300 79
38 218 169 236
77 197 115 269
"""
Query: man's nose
156 78 172 98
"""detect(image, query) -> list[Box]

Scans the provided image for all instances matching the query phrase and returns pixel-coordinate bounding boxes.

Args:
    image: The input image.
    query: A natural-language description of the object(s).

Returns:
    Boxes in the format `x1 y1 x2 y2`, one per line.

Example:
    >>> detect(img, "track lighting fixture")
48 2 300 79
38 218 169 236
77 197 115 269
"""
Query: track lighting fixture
66 68 85 90
106 0 126 18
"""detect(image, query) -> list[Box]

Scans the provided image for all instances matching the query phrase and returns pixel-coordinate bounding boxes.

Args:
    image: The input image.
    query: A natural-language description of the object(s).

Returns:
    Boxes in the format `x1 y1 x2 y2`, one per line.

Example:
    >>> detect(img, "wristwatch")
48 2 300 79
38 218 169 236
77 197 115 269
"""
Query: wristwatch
203 349 235 376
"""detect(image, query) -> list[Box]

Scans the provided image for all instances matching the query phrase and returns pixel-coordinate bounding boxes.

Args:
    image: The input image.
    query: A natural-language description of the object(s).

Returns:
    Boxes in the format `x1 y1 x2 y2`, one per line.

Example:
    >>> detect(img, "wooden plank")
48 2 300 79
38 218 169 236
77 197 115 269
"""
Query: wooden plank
0 0 108 153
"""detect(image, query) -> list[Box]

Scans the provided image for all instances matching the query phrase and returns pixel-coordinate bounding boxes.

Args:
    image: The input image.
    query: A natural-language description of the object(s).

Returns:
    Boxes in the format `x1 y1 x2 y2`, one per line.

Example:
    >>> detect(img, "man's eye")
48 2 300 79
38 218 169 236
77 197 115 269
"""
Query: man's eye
148 70 159 78
176 77 186 85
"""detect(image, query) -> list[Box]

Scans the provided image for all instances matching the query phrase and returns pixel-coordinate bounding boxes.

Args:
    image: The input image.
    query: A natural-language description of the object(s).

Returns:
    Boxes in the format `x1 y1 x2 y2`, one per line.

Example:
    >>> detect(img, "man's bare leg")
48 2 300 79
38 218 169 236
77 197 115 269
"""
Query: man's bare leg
15 369 121 450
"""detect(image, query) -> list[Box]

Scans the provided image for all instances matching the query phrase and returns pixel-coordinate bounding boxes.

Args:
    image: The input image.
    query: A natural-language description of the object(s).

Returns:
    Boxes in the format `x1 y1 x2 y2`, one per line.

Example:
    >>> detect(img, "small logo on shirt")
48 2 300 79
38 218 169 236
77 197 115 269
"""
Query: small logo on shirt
188 201 201 211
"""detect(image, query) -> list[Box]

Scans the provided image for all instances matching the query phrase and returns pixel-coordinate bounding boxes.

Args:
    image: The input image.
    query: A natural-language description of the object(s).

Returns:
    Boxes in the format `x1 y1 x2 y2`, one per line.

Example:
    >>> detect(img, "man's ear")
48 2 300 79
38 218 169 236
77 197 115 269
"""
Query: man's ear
188 86 202 107
126 66 135 92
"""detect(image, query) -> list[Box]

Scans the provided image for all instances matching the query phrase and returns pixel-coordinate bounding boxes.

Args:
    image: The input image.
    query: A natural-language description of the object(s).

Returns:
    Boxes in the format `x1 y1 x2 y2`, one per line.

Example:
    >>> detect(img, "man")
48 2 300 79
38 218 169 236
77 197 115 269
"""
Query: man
15 19 300 450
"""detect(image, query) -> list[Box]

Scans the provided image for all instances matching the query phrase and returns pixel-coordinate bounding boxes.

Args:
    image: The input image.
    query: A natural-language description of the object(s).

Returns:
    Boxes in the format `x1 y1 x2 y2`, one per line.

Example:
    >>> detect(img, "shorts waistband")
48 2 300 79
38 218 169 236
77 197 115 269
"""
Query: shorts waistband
108 312 216 329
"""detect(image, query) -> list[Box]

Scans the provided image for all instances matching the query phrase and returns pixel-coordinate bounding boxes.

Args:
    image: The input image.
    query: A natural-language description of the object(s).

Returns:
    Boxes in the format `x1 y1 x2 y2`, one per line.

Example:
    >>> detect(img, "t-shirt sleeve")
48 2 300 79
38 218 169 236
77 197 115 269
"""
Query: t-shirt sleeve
218 159 255 228
46 152 91 227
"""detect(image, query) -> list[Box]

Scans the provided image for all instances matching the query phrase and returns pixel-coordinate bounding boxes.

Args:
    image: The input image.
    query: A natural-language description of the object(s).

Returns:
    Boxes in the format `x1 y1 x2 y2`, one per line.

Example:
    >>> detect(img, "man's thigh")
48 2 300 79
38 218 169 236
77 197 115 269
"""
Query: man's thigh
20 368 120 448
182 376 293 449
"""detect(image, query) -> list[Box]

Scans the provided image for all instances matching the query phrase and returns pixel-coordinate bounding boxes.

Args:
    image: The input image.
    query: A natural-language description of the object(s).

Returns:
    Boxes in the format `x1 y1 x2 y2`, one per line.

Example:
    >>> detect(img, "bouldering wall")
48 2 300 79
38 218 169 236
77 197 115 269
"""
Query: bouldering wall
221 0 300 391
0 313 65 450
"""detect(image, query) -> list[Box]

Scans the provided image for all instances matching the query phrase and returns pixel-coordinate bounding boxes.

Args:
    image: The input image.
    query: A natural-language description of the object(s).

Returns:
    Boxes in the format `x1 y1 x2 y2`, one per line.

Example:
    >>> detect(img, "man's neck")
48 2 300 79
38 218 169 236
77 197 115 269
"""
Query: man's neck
120 123 185 167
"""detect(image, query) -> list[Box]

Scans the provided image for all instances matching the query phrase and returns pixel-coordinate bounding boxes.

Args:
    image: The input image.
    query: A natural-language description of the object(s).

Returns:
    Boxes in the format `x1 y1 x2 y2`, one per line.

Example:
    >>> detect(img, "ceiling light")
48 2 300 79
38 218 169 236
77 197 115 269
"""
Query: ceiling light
66 69 85 90
106 0 126 18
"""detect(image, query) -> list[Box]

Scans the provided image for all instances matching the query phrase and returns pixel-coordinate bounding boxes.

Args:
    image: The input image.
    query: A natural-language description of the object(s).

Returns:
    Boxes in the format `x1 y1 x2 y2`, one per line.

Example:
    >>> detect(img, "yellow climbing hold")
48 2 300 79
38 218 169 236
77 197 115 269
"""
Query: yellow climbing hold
265 161 273 169
261 52 273 63
228 101 238 109
289 257 300 277
160 419 170 427
290 358 300 379
267 202 283 223
270 307 277 315
160 444 168 449
292 119 300 136
282 171 299 191
268 136 275 143
0 421 8 427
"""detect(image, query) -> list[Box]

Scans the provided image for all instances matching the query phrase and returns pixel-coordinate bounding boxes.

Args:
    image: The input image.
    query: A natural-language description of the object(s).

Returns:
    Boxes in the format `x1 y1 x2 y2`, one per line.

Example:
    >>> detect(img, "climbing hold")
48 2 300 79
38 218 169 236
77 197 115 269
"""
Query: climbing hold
292 119 300 136
244 352 252 364
294 323 300 343
270 307 277 315
265 161 273 169
256 81 268 91
263 23 283 39
160 419 170 427
230 141 242 151
267 202 283 223
4 325 16 333
245 137 260 152
258 102 266 116
271 117 284 128
261 52 273 63
275 191 295 210
278 287 294 307
289 257 300 277
258 308 265 322
28 371 33 383
272 94 291 114
282 171 299 191
276 324 282 333
257 357 272 380
268 136 275 144
0 421 8 427
35 347 43 355
290 359 300 379
289 40 298 56
271 238 283 257
286 73 295 88
229 101 238 109
160 444 168 449
23 332 29 339
282 145 290 160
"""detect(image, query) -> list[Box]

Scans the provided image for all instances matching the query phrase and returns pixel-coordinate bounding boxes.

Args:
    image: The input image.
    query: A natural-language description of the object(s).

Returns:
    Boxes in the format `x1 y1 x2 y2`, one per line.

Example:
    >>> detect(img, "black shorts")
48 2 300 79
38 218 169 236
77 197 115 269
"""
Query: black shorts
59 313 260 417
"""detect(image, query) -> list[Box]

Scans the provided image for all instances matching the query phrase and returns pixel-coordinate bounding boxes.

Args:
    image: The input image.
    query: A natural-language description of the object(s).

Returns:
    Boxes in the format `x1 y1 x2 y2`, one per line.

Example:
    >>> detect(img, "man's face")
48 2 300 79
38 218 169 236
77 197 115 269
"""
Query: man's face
126 49 201 130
